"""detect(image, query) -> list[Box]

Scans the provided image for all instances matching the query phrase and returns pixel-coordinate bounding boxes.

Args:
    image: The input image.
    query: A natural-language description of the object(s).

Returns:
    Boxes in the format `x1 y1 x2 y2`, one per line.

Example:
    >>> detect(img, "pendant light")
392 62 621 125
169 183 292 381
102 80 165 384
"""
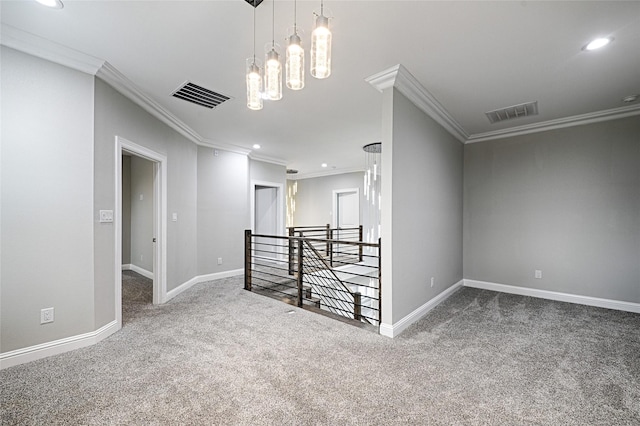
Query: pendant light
310 0 332 79
286 0 304 90
247 0 263 110
264 0 283 100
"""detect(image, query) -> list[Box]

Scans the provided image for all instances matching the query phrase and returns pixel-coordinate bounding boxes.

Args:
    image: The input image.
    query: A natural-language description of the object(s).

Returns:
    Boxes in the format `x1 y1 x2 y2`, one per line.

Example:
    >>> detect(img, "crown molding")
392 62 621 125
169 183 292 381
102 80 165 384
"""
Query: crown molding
248 153 289 167
1 24 104 75
197 139 252 156
366 64 469 143
466 104 640 143
292 166 365 180
96 62 203 146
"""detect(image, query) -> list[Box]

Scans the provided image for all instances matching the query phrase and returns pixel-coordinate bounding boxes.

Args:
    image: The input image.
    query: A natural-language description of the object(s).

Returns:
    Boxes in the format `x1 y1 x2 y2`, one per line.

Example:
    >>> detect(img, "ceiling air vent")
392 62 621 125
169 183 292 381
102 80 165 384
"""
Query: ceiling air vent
485 101 538 124
172 82 231 109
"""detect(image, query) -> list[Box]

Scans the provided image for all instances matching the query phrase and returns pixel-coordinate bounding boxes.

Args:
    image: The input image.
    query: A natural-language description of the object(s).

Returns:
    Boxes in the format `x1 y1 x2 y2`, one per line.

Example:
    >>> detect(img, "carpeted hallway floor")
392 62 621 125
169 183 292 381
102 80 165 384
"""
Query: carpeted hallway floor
1 274 639 425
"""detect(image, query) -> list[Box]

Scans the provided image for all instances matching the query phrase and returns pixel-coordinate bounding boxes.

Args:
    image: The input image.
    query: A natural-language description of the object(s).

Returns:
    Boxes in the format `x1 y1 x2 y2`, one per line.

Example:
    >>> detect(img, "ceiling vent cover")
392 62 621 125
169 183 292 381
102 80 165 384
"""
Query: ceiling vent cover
485 101 538 124
172 82 231 109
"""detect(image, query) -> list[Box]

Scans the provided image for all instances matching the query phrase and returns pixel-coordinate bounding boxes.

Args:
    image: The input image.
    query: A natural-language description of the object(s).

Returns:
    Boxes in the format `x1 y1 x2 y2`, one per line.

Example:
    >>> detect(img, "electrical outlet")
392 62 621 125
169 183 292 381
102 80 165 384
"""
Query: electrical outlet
217 257 223 265
535 270 542 279
41 307 54 324
430 277 435 288
141 254 144 262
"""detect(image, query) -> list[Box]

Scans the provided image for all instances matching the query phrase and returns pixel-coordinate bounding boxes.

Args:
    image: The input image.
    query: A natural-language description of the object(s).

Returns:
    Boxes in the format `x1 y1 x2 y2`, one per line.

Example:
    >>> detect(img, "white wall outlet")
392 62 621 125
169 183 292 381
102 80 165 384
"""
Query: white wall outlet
141 254 144 262
99 210 114 223
214 149 219 157
535 270 542 279
41 307 54 324
172 213 178 222
139 194 144 201
217 257 223 265
430 277 435 288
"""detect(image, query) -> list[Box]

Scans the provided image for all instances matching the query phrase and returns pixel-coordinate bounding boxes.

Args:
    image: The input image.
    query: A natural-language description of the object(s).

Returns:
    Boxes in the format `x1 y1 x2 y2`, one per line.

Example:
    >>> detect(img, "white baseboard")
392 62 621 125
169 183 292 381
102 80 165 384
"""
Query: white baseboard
123 264 153 280
0 320 119 370
164 269 244 302
380 279 464 338
463 279 640 314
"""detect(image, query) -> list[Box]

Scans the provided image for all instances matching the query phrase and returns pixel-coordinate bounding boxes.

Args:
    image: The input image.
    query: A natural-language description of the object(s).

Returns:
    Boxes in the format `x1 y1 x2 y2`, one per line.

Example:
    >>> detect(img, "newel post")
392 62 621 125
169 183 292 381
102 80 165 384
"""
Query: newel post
244 229 252 291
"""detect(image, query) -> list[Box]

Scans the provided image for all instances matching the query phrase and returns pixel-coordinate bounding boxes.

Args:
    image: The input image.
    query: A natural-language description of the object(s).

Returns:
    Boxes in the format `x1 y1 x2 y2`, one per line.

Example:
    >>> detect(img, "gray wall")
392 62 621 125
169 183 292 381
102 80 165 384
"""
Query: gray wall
250 159 286 187
464 116 640 303
129 156 154 273
292 172 364 227
197 147 250 275
93 77 199 328
122 155 132 264
388 88 464 323
1 47 96 352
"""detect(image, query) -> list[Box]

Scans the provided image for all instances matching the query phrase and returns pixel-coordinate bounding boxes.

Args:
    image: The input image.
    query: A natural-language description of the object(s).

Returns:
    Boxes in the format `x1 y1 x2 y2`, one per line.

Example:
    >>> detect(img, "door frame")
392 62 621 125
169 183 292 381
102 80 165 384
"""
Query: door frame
250 180 285 235
115 136 167 328
332 188 360 229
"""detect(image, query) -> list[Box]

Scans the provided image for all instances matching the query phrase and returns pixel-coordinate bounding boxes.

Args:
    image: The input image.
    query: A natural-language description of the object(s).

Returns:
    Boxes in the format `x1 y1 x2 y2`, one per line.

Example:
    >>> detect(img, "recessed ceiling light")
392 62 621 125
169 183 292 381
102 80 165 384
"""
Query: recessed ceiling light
252 144 261 149
582 37 613 51
35 0 64 9
622 94 638 103
321 163 328 168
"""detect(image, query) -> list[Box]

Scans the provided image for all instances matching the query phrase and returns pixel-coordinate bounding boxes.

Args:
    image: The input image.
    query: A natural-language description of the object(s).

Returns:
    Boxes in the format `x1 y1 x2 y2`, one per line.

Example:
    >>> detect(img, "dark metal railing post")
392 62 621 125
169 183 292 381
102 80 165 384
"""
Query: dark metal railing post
297 238 304 308
378 238 382 325
358 225 363 262
244 229 252 291
325 224 330 256
354 292 362 321
288 227 295 275
329 228 334 268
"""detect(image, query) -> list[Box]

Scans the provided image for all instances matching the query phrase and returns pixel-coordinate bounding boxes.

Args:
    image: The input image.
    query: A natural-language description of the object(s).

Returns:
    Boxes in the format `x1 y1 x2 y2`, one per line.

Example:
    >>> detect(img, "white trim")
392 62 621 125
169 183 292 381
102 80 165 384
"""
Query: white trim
379 280 464 338
0 320 118 370
332 188 360 229
165 269 244 302
99 63 201 146
366 64 469 143
293 167 365 180
250 180 285 235
248 152 289 167
116 136 168 325
1 24 105 75
123 264 154 280
463 279 640 314
197 139 252 156
121 263 132 270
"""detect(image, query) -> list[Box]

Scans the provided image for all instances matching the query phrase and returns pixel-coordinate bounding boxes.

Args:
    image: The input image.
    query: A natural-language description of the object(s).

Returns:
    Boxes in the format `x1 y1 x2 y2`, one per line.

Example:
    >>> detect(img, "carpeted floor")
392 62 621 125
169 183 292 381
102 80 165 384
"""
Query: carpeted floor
1 274 639 425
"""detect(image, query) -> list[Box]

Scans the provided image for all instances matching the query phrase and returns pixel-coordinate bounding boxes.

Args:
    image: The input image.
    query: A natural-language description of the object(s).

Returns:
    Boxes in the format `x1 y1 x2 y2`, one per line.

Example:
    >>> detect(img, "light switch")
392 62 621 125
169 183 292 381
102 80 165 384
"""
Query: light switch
139 194 144 201
99 210 114 223
172 213 178 222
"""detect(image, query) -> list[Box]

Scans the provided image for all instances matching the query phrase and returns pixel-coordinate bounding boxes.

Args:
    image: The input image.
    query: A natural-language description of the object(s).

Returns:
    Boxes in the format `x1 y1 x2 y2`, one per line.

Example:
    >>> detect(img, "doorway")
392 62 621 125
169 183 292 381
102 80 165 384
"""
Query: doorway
115 136 167 329
251 181 284 261
333 188 360 252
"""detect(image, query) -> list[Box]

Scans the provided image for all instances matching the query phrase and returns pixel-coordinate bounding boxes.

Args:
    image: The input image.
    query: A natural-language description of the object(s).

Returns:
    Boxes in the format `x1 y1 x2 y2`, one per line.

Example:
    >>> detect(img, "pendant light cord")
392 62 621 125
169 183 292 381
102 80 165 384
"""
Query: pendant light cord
253 0 257 62
271 0 275 48
293 0 297 33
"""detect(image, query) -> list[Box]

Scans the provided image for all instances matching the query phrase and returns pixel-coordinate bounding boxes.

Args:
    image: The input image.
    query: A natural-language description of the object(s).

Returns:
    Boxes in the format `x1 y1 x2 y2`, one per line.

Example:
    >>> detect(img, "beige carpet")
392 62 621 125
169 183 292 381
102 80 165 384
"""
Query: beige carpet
1 274 639 425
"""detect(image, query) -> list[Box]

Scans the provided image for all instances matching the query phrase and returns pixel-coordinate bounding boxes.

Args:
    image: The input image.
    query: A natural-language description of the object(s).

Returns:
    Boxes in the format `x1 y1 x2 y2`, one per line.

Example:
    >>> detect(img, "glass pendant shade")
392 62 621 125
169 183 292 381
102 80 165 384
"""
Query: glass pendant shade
264 48 283 100
310 14 331 79
286 33 305 90
246 60 263 110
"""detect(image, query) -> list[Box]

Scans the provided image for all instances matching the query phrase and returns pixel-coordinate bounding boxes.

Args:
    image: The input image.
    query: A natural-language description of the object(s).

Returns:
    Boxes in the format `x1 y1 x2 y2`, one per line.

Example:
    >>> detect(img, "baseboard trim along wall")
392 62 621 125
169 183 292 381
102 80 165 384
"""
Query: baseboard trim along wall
463 279 640 314
380 280 464 338
1 269 244 370
122 263 153 280
0 320 119 370
165 269 244 302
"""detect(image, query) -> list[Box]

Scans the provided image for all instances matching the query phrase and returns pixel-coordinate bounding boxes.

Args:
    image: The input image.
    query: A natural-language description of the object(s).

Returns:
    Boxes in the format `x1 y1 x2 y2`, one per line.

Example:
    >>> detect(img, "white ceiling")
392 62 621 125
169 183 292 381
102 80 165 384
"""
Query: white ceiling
2 1 639 176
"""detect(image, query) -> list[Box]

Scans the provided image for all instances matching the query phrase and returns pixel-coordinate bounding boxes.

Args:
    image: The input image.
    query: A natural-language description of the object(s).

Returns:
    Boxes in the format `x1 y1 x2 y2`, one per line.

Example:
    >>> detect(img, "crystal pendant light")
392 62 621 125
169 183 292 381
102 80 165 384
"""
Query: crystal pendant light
363 143 381 245
264 0 283 100
246 0 263 110
286 0 304 90
310 0 331 79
